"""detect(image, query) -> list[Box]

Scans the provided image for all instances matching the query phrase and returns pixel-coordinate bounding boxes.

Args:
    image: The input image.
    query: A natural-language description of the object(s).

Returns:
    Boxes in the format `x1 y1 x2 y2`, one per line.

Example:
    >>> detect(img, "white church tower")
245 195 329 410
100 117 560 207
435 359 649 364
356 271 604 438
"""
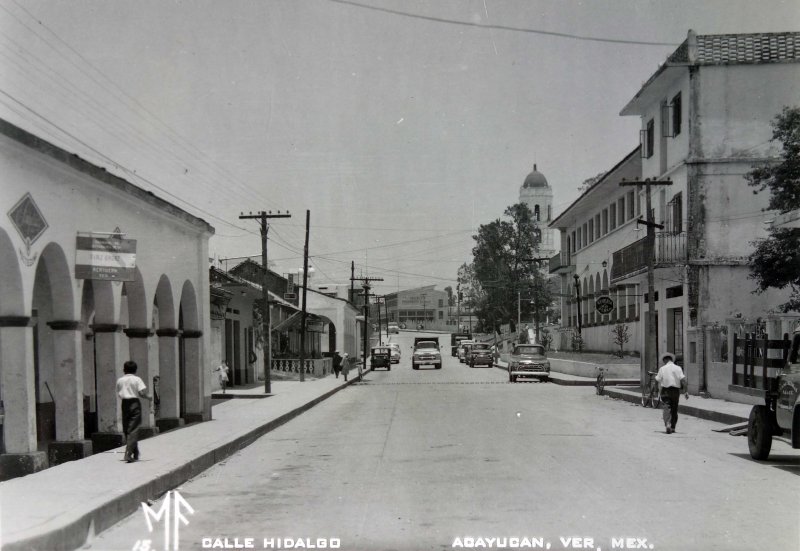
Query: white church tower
519 164 556 260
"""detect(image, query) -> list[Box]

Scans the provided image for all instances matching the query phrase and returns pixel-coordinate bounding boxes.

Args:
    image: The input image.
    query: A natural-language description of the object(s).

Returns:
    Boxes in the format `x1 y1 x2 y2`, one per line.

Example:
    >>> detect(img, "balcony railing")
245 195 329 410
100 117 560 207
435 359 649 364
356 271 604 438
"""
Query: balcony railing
611 232 686 282
548 251 574 274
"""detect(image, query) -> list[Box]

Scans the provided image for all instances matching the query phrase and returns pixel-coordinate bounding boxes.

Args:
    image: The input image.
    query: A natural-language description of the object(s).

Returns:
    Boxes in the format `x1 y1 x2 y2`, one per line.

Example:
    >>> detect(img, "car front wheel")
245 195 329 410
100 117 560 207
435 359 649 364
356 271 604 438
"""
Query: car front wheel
748 405 773 460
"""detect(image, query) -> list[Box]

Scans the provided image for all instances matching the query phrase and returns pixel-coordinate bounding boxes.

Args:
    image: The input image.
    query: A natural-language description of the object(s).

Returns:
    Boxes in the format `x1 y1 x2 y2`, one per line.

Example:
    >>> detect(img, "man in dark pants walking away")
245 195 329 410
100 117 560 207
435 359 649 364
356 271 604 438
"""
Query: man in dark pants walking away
116 361 153 462
332 350 343 378
655 352 688 434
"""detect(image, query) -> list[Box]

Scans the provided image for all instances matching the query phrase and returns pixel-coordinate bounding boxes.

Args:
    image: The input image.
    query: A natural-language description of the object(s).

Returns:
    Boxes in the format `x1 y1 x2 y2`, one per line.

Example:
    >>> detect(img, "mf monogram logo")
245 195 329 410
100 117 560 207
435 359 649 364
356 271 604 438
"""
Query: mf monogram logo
135 490 195 551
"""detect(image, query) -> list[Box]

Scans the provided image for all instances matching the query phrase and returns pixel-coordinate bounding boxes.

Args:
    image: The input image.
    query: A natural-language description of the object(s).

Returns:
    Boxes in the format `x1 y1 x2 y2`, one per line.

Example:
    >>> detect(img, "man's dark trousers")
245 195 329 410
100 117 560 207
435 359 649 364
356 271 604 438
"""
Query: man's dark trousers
121 398 142 460
661 387 681 430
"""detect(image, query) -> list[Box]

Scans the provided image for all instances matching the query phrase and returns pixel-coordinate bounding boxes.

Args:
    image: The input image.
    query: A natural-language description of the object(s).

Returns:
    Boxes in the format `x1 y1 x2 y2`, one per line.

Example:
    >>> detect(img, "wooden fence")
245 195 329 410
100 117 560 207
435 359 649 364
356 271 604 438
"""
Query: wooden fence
731 333 791 391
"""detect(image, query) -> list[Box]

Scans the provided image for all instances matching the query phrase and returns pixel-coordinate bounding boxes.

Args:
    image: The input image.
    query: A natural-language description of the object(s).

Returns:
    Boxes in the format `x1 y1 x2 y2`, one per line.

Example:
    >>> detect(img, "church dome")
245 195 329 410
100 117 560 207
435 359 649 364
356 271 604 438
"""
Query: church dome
522 164 549 189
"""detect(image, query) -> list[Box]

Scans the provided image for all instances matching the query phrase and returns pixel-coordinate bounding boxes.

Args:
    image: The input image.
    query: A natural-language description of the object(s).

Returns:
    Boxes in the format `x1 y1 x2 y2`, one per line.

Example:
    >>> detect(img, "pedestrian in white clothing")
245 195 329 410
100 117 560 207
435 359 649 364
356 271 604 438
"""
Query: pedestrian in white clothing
655 352 688 434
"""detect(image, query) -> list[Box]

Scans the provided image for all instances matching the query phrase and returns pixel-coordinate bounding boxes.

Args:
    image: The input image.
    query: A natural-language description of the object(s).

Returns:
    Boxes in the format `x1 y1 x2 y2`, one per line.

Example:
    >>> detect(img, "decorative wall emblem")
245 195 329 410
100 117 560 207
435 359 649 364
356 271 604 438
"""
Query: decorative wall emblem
8 192 48 255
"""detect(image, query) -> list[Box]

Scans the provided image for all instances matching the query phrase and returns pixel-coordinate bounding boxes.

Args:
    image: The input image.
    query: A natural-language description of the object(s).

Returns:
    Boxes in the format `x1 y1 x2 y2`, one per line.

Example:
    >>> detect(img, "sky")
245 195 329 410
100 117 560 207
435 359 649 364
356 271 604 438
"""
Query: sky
1 0 798 294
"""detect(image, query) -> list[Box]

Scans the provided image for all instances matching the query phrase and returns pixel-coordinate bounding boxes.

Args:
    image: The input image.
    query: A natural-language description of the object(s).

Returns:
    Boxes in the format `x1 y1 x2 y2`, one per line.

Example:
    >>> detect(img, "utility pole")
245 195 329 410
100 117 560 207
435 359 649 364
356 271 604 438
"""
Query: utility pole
350 261 355 303
421 294 427 329
298 210 310 383
620 178 672 387
456 284 461 330
351 276 383 377
521 257 550 343
573 274 582 336
239 210 291 394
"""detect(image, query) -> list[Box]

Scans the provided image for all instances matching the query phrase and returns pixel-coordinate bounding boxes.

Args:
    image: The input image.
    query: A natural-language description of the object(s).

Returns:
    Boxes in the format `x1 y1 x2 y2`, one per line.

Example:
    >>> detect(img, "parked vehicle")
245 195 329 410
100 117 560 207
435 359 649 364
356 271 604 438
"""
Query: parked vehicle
388 323 400 334
370 346 392 371
731 328 800 460
468 342 493 367
507 344 550 382
412 337 441 370
450 332 472 357
388 342 401 363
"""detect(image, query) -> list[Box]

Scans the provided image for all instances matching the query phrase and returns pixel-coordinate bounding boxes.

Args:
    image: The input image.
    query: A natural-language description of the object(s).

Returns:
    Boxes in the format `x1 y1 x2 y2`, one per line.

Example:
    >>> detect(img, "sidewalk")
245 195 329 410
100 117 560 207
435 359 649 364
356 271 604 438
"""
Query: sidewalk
0 373 361 551
493 360 752 425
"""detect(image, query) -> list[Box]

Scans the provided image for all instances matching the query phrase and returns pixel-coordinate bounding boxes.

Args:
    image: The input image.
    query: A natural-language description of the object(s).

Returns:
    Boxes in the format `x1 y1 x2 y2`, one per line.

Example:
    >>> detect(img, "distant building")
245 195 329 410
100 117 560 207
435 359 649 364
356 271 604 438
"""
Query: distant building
385 286 451 330
519 164 556 260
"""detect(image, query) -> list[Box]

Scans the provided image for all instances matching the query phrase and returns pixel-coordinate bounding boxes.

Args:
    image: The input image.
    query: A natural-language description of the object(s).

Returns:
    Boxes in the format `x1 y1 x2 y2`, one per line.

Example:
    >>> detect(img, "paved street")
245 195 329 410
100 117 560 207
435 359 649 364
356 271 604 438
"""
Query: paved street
89 333 799 551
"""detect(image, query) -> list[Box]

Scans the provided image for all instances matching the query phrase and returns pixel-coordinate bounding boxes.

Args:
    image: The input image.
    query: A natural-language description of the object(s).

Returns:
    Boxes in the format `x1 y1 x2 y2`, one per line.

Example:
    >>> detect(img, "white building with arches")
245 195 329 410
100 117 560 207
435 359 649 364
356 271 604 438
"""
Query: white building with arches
0 119 214 479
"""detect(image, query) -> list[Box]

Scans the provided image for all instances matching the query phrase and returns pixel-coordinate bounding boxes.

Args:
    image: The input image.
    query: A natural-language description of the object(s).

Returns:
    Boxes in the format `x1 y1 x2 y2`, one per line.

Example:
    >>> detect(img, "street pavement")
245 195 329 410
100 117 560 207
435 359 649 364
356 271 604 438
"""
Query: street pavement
2 332 797 551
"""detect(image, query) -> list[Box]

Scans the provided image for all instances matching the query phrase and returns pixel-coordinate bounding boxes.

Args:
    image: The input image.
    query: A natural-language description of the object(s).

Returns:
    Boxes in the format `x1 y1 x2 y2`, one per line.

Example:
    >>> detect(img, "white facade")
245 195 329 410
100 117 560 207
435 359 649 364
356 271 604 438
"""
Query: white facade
551 31 799 401
0 119 214 478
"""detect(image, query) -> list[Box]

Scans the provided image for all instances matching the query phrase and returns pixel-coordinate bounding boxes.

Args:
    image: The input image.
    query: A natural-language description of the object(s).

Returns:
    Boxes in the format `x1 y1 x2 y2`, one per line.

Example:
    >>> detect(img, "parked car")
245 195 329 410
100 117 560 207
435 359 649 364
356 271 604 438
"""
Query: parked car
388 342 401 363
388 323 400 334
468 342 494 367
370 346 392 371
451 332 472 357
458 341 474 363
507 344 550 382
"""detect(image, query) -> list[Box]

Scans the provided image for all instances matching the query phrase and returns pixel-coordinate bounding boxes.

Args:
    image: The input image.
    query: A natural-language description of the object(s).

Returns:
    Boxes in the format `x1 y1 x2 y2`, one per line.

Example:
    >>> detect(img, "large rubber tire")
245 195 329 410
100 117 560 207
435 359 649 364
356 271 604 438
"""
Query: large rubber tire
435 363 442 369
412 364 419 370
748 405 773 460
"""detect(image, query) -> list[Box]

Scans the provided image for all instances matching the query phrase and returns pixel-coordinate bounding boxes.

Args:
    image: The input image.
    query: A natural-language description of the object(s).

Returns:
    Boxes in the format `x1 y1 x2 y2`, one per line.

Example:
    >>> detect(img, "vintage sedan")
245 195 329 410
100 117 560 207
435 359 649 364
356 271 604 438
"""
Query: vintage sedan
507 344 550 382
468 342 494 367
388 342 401 363
458 341 474 363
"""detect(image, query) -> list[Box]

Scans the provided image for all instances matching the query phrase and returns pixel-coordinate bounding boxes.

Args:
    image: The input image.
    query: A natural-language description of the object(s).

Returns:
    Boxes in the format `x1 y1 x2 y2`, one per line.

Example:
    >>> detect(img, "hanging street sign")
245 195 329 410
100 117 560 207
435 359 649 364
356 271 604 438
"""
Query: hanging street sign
595 296 614 314
75 234 137 281
283 293 297 300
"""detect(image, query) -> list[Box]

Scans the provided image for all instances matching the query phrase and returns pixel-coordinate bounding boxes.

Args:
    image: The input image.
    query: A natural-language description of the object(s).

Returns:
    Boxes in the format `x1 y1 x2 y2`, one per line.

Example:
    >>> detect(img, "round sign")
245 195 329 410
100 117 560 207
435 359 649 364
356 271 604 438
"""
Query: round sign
595 296 614 314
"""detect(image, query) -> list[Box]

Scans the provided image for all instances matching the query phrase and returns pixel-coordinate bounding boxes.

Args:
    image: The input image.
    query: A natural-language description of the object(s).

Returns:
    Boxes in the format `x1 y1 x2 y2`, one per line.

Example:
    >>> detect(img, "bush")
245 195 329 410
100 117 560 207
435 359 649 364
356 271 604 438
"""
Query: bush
571 332 584 352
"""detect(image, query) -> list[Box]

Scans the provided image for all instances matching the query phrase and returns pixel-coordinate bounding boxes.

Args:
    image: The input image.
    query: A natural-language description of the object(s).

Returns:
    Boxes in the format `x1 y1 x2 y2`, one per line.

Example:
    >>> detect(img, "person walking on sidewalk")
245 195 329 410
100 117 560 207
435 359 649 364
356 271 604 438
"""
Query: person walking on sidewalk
332 350 343 378
214 360 230 394
655 352 688 434
116 360 153 462
341 352 350 381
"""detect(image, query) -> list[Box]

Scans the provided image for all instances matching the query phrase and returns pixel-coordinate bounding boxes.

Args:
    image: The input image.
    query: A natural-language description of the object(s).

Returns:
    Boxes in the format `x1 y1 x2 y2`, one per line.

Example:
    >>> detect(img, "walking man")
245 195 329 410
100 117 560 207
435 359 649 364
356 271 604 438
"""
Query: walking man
333 350 343 378
655 352 688 434
116 360 153 462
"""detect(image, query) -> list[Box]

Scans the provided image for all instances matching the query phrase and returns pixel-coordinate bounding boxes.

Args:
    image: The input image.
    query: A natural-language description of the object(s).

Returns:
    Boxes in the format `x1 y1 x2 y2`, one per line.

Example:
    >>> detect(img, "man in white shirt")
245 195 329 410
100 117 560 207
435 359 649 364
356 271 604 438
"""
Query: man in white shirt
655 352 688 434
116 360 152 462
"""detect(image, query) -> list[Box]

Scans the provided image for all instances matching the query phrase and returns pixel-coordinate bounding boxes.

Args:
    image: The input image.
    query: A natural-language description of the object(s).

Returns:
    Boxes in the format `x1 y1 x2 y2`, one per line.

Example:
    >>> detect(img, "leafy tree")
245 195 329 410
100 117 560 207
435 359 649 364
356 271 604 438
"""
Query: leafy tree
748 106 800 312
444 285 454 307
469 203 552 333
611 323 631 358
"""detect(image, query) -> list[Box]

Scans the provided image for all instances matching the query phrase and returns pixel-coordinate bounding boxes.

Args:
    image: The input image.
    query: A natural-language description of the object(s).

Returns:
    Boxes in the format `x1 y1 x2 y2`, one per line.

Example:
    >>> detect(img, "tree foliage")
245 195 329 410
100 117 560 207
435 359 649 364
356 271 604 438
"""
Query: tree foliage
467 203 552 332
748 106 800 312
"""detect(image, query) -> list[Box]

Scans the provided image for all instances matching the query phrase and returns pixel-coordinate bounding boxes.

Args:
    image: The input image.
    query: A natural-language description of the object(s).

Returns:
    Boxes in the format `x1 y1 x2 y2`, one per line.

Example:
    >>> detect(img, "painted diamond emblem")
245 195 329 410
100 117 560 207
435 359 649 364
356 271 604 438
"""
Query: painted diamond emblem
8 193 48 250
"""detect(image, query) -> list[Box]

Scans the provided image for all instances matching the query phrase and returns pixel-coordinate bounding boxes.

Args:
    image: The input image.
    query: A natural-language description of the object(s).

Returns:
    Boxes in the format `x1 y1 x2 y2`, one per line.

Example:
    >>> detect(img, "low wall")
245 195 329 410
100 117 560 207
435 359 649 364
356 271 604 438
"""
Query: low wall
705 361 762 405
549 358 640 379
272 358 333 378
498 354 639 379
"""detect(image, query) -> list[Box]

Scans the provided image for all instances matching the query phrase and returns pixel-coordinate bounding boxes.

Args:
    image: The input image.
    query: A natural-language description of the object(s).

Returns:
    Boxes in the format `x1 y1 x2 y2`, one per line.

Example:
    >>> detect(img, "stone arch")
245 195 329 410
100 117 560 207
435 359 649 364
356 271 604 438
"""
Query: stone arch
179 280 203 421
32 242 80 449
153 274 181 430
120 268 154 433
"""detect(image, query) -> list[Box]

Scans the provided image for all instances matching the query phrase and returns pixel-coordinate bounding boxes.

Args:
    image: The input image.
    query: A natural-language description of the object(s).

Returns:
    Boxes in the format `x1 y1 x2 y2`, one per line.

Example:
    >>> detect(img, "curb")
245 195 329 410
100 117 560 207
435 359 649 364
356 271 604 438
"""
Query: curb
603 388 749 426
4 377 360 551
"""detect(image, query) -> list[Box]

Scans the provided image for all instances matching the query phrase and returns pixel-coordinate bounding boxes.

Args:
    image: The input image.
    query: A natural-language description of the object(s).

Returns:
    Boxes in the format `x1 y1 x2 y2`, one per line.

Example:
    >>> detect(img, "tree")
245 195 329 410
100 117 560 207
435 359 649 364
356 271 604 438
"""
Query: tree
577 171 606 194
444 285 454 307
469 203 552 333
748 106 800 312
611 323 631 358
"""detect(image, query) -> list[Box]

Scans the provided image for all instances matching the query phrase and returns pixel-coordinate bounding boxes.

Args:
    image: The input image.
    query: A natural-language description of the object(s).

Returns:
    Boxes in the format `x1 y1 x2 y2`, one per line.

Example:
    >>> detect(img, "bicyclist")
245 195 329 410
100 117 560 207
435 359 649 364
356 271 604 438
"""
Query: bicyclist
655 352 688 434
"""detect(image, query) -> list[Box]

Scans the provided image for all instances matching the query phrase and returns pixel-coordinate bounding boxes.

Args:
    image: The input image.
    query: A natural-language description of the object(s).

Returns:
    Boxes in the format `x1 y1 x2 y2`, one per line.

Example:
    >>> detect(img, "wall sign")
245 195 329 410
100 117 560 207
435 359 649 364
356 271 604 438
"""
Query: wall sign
75 233 137 281
595 296 614 314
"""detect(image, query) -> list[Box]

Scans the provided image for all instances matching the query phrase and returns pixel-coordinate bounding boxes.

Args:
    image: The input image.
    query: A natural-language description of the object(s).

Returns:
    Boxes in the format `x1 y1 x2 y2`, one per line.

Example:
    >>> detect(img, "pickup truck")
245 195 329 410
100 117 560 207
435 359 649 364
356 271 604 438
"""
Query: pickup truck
412 337 442 370
731 329 800 460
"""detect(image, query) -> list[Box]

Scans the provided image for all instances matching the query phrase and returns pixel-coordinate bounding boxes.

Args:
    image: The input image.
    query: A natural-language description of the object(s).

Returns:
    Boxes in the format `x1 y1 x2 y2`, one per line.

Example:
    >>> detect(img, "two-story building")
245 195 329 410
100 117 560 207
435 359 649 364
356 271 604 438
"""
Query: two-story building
551 30 800 397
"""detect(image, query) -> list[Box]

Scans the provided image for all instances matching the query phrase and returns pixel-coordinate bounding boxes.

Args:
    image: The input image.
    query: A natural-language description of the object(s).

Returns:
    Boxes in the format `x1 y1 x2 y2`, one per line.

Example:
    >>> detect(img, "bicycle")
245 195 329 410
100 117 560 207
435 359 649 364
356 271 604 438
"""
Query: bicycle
595 366 607 395
641 371 661 408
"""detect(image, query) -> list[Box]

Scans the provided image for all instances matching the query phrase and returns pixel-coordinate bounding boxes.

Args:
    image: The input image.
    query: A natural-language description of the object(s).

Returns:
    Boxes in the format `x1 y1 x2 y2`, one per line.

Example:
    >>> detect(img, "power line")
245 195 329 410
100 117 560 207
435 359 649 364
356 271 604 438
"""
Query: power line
327 0 681 46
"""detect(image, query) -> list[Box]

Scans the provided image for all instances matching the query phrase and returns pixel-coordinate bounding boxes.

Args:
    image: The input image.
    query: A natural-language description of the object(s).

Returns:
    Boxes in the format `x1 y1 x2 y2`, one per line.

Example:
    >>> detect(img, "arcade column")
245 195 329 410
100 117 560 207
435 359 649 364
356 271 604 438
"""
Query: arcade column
0 317 47 479
156 328 184 432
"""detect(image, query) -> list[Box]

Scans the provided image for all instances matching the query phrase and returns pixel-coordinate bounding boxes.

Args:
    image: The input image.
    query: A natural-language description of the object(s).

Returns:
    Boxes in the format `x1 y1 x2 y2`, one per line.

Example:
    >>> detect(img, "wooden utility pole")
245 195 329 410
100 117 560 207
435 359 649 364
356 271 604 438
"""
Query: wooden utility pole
298 210 310 382
620 178 671 387
239 210 291 394
351 276 383 377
